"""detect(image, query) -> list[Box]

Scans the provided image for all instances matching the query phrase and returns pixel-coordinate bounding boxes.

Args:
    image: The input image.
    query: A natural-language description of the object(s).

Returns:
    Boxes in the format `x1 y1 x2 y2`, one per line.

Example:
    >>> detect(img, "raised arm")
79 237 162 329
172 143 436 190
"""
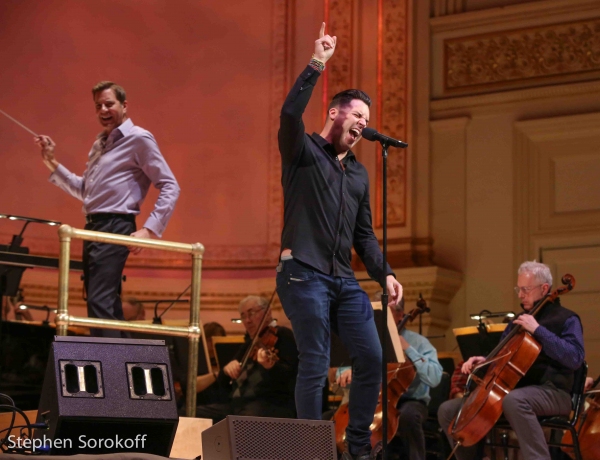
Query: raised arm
278 23 337 165
36 135 85 200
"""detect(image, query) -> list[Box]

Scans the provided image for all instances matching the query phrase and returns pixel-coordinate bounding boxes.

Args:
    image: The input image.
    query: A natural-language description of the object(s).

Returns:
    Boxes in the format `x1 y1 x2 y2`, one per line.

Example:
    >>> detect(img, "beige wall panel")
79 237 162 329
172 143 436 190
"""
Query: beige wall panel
430 117 471 351
465 114 516 312
430 117 469 272
515 112 600 240
542 245 600 377
553 154 600 214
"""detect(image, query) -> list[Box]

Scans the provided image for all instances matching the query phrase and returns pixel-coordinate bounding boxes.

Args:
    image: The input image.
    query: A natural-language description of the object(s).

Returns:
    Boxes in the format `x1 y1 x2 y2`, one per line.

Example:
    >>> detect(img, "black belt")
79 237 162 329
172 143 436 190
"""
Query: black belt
85 213 136 224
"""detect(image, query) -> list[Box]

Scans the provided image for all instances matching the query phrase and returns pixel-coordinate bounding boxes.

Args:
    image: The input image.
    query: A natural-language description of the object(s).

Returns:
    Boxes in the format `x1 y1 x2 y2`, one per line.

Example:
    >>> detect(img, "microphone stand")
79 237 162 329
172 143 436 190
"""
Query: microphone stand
380 139 390 460
376 136 407 460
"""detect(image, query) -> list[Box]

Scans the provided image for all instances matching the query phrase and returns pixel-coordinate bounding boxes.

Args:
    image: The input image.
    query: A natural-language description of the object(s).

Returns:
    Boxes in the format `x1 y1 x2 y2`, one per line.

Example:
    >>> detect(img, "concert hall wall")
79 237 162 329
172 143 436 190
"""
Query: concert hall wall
1 0 599 374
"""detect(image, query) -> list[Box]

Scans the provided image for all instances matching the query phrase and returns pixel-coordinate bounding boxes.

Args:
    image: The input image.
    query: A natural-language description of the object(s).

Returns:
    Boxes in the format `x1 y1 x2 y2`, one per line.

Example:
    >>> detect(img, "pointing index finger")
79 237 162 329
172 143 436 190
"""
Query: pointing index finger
319 22 325 38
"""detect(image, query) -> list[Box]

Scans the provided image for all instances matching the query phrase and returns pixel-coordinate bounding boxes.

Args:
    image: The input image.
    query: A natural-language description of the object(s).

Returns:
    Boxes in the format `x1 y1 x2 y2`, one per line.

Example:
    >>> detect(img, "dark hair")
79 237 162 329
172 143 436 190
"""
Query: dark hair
92 81 127 103
328 89 371 110
204 322 226 338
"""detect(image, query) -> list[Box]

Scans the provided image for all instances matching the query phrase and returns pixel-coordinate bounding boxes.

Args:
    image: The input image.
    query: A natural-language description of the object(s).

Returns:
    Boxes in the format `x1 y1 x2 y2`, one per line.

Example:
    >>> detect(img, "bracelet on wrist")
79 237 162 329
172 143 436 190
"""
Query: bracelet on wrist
309 59 325 73
309 55 325 72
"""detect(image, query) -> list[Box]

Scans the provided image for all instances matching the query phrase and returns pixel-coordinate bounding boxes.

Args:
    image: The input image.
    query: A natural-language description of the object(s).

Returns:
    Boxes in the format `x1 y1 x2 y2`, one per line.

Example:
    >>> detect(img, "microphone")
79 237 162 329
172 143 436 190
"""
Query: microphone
361 127 408 148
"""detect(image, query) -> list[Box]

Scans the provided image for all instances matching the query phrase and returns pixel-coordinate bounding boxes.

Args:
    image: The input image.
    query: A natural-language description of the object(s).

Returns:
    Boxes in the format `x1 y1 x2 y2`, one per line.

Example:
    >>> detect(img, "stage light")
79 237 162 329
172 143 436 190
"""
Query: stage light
231 318 242 324
0 214 61 226
18 304 57 325
469 310 514 321
19 304 57 313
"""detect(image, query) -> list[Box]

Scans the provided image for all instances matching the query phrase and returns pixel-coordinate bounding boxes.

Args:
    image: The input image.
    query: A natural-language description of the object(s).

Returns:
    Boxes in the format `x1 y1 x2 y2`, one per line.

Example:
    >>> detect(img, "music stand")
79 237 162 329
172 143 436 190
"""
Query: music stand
213 336 245 369
0 244 28 298
329 301 405 368
453 323 507 361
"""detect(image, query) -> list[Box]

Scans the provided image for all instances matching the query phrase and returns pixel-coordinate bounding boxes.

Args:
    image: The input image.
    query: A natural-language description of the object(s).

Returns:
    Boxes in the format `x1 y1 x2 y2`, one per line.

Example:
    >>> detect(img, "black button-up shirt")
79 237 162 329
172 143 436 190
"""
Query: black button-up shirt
278 66 393 286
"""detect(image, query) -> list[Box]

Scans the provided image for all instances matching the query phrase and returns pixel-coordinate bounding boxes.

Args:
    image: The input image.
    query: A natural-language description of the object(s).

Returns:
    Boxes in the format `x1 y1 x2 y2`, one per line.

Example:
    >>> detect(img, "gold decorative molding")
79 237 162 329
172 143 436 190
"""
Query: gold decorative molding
431 78 600 115
444 19 600 93
376 0 409 228
267 0 288 254
431 0 600 34
0 233 279 270
432 0 465 18
325 0 354 103
19 281 288 320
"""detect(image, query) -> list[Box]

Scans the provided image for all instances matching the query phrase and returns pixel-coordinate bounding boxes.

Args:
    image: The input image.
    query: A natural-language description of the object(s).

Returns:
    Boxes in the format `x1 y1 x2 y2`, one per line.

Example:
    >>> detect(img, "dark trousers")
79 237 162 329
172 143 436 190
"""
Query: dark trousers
83 216 135 338
389 399 428 460
276 258 382 456
437 383 572 460
195 400 296 424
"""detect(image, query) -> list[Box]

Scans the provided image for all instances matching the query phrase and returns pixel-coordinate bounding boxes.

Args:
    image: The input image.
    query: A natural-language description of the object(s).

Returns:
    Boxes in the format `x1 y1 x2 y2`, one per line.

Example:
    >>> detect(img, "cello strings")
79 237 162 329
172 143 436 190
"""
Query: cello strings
0 109 39 137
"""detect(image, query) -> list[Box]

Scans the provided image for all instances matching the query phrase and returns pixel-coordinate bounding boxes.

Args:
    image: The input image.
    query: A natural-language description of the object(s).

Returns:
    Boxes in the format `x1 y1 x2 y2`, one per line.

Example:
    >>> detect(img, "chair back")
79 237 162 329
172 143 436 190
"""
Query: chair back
569 361 588 426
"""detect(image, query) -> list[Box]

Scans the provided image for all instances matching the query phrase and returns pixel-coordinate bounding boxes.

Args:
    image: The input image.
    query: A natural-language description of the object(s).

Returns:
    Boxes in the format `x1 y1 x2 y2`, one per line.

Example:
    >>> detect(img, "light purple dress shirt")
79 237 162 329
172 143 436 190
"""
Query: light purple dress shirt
49 118 180 238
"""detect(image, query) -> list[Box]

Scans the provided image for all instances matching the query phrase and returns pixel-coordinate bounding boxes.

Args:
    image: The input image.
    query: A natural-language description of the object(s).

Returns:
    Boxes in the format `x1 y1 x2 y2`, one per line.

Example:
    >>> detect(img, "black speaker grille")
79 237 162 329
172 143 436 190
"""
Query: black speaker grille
231 419 335 460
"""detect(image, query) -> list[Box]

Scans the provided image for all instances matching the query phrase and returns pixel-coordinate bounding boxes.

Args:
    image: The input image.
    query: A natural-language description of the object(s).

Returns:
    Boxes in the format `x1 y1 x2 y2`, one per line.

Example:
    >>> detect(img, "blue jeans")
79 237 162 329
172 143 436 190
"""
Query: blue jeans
276 258 382 454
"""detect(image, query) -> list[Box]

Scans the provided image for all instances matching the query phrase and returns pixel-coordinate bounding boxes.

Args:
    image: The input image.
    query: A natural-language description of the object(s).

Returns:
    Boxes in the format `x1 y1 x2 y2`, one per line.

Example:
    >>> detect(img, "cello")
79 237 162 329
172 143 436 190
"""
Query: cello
562 375 600 460
449 274 576 450
332 296 430 453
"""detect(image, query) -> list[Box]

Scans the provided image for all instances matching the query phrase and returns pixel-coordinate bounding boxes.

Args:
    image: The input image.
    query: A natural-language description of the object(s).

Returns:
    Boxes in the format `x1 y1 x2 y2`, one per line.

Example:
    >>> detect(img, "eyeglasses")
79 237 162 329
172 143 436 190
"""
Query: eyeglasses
513 285 542 296
240 307 264 321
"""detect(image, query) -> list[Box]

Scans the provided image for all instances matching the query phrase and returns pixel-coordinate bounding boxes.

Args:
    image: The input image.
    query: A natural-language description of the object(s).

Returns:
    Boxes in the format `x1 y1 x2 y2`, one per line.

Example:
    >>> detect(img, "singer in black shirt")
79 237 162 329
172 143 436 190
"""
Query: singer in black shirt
275 23 403 460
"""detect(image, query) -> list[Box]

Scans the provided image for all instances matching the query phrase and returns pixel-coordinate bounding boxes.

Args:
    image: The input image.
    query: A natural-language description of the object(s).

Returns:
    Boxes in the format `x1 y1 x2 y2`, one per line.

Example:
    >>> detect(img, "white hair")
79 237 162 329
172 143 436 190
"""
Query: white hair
239 295 268 311
518 261 552 286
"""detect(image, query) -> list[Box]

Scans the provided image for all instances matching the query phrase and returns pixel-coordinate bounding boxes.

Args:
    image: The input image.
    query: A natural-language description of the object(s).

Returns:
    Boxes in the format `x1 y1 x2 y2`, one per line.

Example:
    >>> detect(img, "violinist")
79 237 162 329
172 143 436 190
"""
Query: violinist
335 297 442 460
193 295 299 423
438 261 585 460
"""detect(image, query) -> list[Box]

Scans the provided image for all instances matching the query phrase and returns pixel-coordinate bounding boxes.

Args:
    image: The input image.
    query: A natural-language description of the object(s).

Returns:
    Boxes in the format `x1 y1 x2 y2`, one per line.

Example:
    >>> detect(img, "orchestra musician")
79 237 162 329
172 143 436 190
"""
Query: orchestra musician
334 297 442 460
193 296 298 423
438 261 585 460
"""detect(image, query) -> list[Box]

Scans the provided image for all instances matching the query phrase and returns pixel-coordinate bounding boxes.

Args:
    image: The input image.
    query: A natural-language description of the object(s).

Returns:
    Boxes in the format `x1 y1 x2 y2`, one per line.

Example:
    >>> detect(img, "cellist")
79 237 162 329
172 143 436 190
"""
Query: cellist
335 297 443 460
438 261 585 460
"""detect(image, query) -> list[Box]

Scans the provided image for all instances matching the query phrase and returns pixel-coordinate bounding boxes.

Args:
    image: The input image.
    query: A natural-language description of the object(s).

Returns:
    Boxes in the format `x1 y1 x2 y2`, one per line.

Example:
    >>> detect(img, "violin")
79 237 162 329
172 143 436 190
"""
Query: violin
562 375 600 460
332 295 430 453
450 275 576 449
249 323 280 364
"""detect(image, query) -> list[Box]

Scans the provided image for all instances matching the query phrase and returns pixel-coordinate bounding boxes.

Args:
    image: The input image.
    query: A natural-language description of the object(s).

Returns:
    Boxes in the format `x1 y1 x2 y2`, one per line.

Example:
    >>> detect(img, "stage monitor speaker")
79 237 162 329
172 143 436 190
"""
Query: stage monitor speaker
33 336 178 456
201 415 336 460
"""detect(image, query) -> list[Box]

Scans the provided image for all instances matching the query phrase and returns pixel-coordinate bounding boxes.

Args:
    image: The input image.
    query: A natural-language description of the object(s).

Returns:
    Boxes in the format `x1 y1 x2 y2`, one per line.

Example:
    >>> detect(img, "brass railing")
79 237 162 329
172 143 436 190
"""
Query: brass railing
55 224 207 417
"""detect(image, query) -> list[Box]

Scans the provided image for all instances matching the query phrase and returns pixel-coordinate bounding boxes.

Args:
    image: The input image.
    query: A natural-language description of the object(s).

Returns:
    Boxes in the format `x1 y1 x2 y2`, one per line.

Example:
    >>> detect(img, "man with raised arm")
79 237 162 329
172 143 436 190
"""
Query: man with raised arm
276 23 403 460
35 82 180 337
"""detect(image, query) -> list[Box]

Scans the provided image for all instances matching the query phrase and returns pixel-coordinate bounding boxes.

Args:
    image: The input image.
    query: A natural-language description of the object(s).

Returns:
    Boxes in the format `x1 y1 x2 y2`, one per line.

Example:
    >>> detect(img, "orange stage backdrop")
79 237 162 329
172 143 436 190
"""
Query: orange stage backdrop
0 0 287 272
